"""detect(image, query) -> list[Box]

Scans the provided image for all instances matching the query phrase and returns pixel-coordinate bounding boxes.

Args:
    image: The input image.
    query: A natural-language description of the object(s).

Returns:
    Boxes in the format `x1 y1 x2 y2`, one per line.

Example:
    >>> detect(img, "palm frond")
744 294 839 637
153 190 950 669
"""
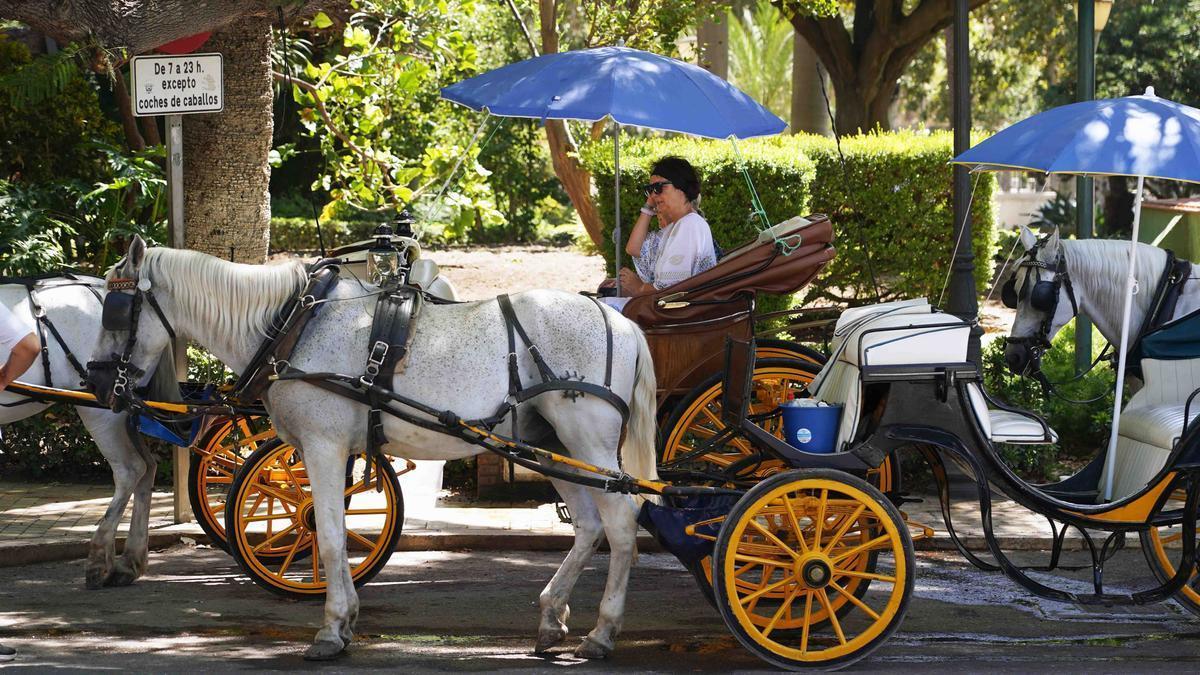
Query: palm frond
0 43 85 109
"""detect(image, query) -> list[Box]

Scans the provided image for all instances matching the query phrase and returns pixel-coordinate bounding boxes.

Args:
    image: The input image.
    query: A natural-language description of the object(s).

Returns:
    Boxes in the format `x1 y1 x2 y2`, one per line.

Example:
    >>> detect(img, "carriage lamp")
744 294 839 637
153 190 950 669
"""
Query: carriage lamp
393 209 415 239
367 222 402 287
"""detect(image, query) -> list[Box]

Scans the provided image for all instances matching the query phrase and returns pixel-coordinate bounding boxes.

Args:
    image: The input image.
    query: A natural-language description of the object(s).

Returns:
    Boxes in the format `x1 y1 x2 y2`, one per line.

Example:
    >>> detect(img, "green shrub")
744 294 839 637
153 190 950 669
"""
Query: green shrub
795 131 996 305
269 216 380 254
0 35 120 184
579 131 996 311
982 320 1116 479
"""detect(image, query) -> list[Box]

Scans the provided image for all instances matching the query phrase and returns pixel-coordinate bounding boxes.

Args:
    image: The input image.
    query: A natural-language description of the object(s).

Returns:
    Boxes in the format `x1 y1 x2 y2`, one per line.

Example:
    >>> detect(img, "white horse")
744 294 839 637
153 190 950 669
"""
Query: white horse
88 237 659 661
1004 225 1200 375
1 277 175 588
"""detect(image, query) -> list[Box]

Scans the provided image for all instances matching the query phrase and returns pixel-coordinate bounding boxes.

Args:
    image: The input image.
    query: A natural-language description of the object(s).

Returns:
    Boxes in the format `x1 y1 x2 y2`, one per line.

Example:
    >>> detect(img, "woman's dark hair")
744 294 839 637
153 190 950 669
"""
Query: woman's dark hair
650 156 701 202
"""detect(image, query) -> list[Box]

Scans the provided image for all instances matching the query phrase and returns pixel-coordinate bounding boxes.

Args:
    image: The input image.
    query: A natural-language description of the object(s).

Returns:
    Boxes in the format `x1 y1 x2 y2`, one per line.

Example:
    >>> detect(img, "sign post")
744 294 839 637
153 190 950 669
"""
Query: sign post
132 52 223 524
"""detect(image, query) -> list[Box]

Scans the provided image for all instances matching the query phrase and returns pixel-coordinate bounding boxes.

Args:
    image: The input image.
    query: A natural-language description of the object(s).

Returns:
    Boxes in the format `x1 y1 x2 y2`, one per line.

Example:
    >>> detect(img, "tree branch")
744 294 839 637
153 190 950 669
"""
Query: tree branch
502 0 539 58
0 0 329 56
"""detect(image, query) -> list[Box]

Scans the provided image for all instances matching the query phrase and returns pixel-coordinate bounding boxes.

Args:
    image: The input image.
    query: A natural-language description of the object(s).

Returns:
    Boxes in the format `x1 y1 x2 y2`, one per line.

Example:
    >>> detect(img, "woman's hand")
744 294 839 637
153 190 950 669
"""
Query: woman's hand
617 267 650 296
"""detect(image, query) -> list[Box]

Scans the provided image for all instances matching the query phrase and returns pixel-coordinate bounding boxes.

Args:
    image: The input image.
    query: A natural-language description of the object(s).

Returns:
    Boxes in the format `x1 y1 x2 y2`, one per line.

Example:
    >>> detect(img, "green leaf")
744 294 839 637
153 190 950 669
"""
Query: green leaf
312 12 334 29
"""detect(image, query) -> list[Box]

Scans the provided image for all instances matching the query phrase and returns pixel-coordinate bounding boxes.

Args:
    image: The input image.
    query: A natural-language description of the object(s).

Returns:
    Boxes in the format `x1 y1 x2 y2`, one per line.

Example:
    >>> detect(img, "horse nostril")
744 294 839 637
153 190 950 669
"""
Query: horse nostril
1004 344 1028 374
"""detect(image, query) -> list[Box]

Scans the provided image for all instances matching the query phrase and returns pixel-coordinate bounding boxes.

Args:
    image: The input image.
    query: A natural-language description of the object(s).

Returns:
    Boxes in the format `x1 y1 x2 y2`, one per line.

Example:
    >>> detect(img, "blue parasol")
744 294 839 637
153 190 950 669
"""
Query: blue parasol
441 46 786 293
441 46 786 139
953 87 1200 500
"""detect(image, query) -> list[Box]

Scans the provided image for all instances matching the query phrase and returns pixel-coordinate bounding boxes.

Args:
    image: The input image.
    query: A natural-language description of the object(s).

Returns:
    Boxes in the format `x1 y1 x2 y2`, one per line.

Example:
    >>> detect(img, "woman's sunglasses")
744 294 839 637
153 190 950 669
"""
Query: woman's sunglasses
643 180 672 196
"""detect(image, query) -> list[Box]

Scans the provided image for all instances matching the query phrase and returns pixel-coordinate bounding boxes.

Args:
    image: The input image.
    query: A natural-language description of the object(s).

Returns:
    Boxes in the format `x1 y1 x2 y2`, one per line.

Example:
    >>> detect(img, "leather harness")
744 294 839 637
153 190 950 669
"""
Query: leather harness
0 274 102 392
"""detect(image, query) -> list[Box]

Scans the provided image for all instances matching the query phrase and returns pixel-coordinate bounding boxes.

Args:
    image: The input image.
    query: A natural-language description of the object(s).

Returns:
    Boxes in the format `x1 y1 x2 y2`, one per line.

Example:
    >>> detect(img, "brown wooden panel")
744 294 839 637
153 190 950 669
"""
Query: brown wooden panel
645 310 752 400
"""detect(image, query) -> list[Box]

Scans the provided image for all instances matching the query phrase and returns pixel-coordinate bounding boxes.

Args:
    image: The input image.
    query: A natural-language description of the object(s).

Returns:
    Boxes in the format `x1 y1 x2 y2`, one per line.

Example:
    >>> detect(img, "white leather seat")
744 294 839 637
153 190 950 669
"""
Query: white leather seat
1103 358 1200 499
809 300 971 452
964 383 1058 444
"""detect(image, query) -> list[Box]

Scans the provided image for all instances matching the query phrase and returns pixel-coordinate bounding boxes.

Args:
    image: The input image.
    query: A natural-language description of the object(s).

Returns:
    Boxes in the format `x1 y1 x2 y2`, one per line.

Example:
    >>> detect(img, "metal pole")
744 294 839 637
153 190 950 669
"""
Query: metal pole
613 123 622 296
166 113 192 524
948 0 981 366
1103 176 1145 501
1075 1 1095 374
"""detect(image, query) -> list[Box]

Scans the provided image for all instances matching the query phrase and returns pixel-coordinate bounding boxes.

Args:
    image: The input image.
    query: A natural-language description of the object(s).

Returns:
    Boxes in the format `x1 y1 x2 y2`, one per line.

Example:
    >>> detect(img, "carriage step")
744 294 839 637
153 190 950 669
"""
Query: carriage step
899 510 935 542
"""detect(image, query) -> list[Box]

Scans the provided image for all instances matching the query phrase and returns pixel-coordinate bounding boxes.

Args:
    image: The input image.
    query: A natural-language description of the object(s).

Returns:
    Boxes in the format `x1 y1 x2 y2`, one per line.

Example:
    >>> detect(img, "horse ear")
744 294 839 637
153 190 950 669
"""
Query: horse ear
1019 225 1037 251
127 236 147 270
1046 227 1061 252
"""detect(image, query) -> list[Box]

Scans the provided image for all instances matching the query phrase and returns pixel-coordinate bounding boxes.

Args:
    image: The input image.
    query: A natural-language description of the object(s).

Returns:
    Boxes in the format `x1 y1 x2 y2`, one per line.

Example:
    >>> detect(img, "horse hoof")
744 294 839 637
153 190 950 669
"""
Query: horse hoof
103 565 138 587
303 639 346 661
535 627 567 653
574 637 612 660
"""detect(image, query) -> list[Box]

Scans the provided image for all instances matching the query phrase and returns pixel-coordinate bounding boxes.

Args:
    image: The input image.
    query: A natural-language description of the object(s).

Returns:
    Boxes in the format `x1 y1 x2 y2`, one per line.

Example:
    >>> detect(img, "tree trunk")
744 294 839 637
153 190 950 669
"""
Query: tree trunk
537 0 604 248
779 0 992 135
791 32 830 135
181 17 273 263
696 2 728 78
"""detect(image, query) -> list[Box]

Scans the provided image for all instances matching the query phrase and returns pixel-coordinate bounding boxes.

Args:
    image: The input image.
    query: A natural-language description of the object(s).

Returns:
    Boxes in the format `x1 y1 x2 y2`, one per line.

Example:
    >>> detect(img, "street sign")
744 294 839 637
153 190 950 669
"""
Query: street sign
130 53 223 117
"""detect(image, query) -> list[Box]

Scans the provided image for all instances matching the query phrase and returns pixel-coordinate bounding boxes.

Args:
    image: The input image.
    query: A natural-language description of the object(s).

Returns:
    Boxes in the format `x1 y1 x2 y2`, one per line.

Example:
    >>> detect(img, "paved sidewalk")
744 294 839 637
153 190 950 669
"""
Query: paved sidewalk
0 477 1082 567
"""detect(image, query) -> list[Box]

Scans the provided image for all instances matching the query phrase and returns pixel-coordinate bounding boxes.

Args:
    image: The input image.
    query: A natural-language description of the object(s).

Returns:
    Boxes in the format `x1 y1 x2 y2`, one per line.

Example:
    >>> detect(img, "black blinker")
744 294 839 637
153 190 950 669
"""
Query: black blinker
1030 281 1057 313
1001 277 1019 309
102 292 135 331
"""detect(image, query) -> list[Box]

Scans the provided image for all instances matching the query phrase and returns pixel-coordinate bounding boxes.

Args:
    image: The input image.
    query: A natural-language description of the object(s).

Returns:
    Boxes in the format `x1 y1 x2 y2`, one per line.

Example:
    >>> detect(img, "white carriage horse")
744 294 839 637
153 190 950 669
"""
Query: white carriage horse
1 276 176 588
87 237 659 661
1004 225 1200 498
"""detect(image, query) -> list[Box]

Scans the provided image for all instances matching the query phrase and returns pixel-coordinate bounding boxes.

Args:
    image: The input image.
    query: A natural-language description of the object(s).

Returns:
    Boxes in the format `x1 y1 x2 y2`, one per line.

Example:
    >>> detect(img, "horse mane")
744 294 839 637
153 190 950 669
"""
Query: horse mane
1061 238 1168 333
139 248 308 343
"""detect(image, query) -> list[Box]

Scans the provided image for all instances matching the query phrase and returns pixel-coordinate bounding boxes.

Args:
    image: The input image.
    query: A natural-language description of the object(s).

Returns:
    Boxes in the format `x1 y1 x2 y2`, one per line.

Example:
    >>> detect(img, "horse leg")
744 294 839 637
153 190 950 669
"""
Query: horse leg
77 409 144 589
299 441 358 661
575 491 639 659
536 479 604 653
106 438 158 587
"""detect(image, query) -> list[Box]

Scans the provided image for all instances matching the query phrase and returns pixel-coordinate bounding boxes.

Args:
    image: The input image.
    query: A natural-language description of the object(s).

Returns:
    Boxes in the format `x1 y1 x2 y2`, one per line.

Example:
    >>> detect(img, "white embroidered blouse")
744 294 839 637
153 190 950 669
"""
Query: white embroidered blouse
632 212 717 291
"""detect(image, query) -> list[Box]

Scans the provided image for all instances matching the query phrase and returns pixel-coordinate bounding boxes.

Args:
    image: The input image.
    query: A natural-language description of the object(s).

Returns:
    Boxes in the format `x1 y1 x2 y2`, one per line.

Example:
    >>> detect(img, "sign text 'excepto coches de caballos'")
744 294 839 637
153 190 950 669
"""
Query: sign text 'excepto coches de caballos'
131 53 223 116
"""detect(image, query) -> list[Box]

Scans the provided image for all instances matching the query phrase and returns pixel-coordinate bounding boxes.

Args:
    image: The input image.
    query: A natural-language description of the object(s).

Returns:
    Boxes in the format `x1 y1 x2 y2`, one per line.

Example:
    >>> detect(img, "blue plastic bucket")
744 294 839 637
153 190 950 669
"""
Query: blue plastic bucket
780 404 843 454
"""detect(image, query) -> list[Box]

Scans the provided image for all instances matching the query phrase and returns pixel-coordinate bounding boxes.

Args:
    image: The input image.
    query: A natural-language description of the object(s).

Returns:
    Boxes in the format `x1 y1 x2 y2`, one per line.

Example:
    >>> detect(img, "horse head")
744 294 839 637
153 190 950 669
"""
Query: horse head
1003 225 1079 377
87 236 178 412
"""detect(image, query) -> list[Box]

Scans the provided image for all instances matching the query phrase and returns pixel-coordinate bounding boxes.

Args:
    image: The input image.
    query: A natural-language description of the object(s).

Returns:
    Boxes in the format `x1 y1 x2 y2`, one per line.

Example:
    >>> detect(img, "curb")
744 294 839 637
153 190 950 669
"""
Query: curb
0 528 1084 568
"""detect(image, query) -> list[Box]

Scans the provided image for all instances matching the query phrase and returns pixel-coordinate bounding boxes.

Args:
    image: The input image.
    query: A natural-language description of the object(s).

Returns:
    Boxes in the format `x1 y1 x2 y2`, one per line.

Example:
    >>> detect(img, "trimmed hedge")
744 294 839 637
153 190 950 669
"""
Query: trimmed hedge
580 131 996 307
269 217 380 254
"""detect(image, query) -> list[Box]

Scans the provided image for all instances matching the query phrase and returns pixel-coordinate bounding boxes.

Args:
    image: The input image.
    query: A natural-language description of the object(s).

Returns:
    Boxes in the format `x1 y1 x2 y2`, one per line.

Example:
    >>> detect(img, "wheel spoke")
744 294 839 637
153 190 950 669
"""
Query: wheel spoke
345 508 392 516
739 574 796 606
813 489 828 550
832 533 895 565
1160 531 1184 545
762 586 800 637
782 496 811 554
347 528 377 551
800 592 814 653
252 522 299 553
832 567 896 584
823 504 866 553
829 579 881 621
733 551 793 568
253 480 304 506
816 588 846 645
277 532 309 576
747 518 801 560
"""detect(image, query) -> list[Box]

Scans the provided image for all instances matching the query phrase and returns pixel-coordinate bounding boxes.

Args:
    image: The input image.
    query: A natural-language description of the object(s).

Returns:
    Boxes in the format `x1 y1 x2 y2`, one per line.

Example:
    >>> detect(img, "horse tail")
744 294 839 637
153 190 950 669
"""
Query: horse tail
622 325 660 505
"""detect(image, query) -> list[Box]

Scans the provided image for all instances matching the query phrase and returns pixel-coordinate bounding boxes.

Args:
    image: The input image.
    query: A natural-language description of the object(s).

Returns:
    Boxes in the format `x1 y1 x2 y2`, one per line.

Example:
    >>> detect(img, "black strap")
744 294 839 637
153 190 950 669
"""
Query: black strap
588 296 614 388
24 287 53 386
361 287 420 489
497 294 556 385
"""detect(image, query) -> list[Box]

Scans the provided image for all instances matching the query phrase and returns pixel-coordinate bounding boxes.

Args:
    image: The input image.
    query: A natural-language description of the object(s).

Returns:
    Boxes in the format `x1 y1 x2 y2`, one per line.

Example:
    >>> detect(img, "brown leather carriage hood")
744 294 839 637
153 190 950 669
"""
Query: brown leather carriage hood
621 215 835 327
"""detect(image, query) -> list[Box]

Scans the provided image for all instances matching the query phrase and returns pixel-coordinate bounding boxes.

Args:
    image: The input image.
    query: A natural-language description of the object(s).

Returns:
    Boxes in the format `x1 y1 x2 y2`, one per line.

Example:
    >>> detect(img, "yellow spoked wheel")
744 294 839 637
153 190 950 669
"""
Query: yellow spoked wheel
226 439 404 599
187 416 277 553
756 339 827 367
689 454 899 612
713 469 913 670
659 358 820 478
1139 487 1200 617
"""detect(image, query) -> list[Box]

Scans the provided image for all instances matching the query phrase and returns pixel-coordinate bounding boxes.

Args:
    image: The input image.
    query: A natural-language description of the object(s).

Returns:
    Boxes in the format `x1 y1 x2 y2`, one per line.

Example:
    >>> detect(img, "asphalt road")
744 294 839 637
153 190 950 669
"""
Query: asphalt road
1 544 1198 672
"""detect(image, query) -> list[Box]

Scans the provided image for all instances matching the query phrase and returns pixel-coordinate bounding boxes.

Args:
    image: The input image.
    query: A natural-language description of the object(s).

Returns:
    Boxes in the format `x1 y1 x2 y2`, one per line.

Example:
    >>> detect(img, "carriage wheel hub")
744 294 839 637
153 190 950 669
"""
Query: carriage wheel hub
796 555 833 589
297 500 316 531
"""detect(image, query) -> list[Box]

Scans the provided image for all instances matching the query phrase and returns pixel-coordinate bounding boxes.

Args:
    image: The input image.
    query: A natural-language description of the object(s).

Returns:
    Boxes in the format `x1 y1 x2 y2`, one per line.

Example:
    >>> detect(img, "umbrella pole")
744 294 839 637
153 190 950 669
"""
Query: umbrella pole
614 122 622 296
1102 174 1146 501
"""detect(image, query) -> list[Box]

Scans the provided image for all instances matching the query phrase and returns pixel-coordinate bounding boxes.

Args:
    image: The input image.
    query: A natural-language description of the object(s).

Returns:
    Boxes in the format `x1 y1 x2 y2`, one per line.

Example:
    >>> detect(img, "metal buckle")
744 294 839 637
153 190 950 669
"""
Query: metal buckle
300 294 317 310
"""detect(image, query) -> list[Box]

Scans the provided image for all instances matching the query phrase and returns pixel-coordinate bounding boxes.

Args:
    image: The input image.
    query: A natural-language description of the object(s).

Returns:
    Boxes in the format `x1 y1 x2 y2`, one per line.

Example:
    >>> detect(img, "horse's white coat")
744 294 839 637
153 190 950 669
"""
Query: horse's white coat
1009 228 1200 358
92 241 660 660
0 281 158 589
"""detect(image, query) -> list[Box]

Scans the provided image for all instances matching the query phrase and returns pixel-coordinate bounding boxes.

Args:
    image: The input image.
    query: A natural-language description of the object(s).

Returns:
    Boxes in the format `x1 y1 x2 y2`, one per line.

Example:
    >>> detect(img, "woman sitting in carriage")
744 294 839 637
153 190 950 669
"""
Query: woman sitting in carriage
600 156 717 309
